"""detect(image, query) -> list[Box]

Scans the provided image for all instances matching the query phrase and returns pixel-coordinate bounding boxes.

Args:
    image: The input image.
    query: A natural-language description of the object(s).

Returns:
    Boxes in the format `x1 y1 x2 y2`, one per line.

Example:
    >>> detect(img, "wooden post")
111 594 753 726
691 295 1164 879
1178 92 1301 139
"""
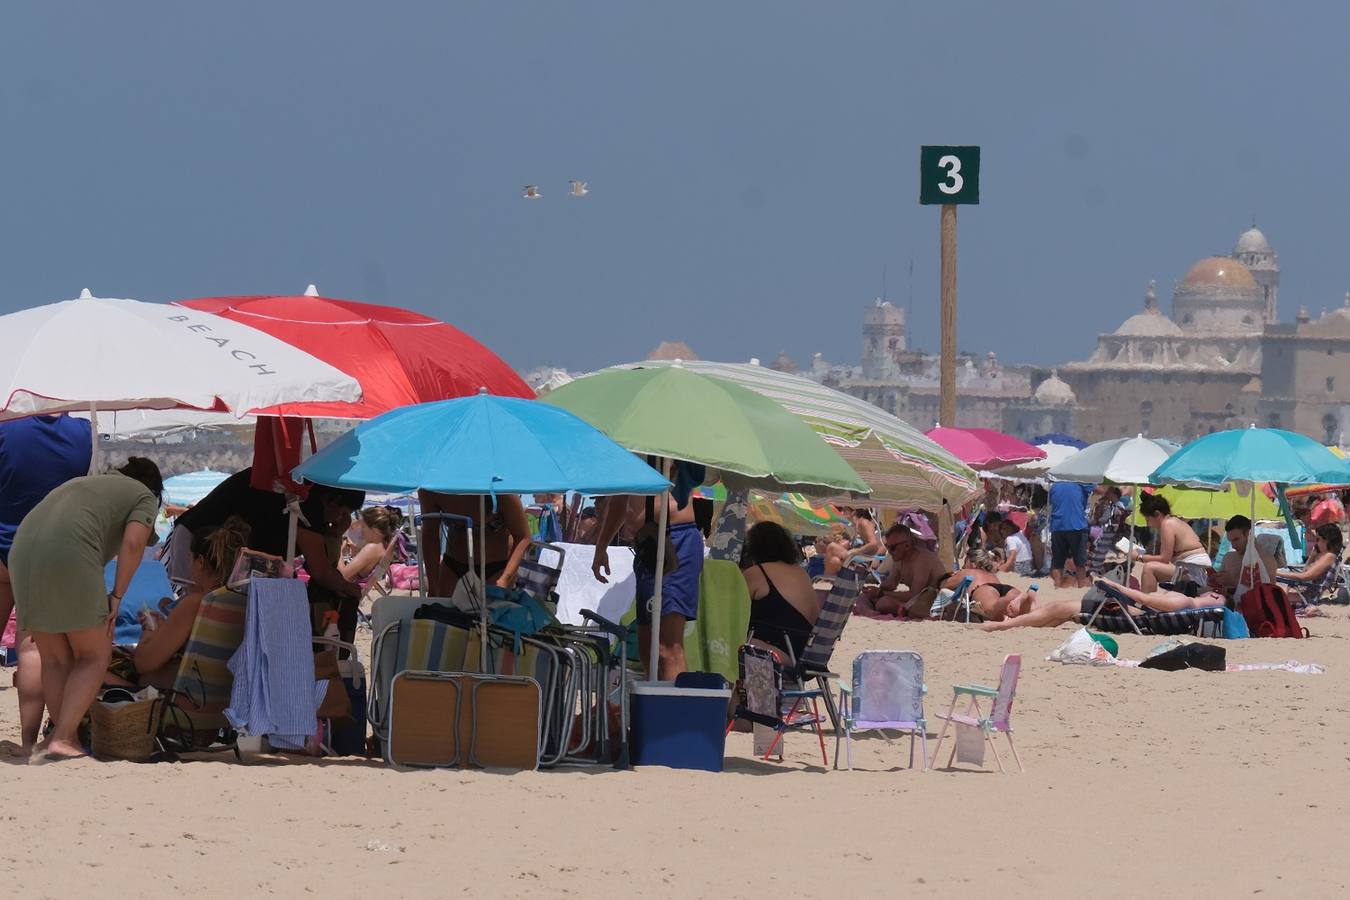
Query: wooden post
939 204 958 426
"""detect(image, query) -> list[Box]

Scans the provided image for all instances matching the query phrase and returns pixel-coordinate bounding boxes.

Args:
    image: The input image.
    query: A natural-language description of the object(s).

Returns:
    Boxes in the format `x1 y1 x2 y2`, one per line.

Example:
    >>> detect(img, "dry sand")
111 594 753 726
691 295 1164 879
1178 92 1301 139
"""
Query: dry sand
2 575 1347 899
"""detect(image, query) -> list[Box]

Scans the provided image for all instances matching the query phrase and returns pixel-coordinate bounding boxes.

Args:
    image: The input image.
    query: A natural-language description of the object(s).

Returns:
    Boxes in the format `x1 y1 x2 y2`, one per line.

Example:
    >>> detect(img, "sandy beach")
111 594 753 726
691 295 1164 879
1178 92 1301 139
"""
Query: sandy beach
0 575 1343 898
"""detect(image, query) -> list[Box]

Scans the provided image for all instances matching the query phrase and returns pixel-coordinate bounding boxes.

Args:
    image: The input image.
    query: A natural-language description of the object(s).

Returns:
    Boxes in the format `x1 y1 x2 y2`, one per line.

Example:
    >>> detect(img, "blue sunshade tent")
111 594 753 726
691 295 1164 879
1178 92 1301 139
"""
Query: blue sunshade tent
1150 427 1350 489
292 392 669 496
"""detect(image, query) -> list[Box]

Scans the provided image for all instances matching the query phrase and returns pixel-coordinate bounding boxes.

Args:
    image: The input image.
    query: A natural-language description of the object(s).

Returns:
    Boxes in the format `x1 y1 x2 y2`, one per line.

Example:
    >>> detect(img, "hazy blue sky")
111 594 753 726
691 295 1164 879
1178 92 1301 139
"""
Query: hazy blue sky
3 2 1350 372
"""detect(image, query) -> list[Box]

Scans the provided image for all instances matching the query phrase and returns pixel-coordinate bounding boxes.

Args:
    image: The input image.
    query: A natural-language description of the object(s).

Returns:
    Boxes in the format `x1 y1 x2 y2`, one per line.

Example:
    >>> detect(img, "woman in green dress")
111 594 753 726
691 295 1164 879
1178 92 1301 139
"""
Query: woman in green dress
10 457 162 762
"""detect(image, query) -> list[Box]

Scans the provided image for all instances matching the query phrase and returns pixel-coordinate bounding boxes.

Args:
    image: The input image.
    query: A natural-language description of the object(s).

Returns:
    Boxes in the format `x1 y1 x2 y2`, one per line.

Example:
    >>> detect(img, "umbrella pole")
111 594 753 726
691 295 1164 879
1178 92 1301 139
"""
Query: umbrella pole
480 494 489 674
88 402 100 474
649 459 672 682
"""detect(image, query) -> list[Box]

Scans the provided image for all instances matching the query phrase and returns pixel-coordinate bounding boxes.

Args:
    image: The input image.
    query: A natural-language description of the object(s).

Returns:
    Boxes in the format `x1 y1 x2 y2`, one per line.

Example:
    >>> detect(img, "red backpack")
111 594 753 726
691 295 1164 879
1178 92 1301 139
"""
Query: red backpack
1240 583 1308 639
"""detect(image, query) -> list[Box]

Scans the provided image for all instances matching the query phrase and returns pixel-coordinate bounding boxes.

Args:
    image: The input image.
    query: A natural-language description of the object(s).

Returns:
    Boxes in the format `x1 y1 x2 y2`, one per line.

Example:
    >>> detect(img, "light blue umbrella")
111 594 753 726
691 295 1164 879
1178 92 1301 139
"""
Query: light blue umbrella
293 391 668 670
292 391 670 496
1150 427 1350 488
162 469 231 507
1151 427 1350 601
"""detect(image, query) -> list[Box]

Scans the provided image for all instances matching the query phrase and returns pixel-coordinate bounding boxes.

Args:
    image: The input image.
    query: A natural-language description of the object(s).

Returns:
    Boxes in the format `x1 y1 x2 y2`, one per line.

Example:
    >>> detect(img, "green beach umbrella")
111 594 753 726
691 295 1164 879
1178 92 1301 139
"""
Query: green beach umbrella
622 359 979 509
542 366 869 496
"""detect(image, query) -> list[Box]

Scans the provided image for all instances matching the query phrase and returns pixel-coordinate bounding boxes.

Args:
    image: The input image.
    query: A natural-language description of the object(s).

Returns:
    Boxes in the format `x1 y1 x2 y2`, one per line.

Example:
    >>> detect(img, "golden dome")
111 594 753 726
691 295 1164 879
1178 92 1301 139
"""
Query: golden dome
1179 257 1257 290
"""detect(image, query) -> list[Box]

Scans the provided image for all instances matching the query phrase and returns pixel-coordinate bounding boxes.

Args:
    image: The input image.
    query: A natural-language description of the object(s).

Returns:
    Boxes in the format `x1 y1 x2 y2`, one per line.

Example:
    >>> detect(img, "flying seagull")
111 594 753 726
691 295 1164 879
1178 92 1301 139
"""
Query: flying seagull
522 185 542 199
569 180 589 197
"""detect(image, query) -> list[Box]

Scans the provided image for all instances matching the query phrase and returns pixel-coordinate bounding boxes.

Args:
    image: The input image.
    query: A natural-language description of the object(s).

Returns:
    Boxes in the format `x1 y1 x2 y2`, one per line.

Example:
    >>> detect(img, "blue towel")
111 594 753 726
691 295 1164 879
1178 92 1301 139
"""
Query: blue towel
225 578 318 749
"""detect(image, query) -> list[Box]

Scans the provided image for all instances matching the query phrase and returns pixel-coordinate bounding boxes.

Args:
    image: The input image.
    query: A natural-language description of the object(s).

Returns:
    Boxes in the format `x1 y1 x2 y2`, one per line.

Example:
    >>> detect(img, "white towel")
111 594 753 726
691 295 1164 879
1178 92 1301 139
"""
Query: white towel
552 542 637 626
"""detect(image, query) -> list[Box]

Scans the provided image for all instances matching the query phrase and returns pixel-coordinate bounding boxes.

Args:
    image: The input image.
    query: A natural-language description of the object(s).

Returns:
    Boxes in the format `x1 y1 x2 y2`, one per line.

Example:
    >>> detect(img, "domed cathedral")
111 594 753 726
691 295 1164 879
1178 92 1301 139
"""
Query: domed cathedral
1059 226 1280 442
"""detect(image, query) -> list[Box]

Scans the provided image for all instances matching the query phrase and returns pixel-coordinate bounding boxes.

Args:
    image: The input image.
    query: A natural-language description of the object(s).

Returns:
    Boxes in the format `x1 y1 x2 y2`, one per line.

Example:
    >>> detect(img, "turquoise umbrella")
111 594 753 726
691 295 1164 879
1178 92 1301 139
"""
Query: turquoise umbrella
1150 427 1350 488
1151 426 1350 602
292 391 669 669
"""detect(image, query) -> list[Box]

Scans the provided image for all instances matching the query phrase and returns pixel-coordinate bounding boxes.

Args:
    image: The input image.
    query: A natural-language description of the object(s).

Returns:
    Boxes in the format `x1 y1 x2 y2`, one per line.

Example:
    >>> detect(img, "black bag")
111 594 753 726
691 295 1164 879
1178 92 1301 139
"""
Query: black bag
1138 642 1226 672
633 490 679 576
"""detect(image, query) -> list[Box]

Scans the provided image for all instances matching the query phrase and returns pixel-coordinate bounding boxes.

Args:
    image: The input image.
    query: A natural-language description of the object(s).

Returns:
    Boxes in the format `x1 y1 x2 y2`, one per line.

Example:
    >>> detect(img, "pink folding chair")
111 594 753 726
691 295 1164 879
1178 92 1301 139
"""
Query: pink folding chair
930 654 1024 773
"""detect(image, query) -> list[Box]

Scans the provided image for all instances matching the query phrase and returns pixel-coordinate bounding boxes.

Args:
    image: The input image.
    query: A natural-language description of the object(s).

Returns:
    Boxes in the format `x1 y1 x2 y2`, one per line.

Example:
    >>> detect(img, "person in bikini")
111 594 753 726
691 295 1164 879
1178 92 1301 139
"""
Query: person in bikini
418 491 531 596
981 576 1220 631
859 523 950 618
1138 494 1213 592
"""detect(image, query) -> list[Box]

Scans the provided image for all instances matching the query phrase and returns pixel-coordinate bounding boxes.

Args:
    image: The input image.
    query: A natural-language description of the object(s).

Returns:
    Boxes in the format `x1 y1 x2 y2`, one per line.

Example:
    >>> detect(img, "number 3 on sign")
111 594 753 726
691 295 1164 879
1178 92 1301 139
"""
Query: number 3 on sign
937 155 963 195
919 145 979 205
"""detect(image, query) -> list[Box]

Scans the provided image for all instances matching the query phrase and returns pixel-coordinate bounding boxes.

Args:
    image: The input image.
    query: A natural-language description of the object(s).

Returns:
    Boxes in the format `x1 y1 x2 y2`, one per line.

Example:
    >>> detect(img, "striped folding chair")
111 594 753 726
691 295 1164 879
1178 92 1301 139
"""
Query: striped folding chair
780 569 861 733
515 541 566 606
154 586 249 757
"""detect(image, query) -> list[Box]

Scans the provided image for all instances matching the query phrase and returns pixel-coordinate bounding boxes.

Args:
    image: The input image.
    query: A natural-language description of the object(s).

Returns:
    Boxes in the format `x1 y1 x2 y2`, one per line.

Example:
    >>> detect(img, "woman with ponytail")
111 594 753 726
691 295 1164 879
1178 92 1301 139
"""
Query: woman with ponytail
339 506 403 583
130 516 250 687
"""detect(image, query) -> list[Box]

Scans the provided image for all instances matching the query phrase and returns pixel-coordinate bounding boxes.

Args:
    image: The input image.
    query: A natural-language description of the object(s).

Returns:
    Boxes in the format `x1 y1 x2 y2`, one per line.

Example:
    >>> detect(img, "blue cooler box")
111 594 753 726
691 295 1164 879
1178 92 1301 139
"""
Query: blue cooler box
630 675 731 772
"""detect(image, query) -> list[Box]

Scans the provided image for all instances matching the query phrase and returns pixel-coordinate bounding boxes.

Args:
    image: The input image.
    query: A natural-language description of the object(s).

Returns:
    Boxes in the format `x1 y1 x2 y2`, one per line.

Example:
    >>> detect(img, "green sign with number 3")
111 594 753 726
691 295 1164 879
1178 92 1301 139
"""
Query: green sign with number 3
919 145 980 205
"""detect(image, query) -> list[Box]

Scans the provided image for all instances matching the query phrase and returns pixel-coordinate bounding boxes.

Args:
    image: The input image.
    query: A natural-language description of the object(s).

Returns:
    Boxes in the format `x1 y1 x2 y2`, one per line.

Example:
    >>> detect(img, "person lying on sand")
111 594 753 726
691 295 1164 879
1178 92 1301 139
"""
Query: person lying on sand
981 578 1221 631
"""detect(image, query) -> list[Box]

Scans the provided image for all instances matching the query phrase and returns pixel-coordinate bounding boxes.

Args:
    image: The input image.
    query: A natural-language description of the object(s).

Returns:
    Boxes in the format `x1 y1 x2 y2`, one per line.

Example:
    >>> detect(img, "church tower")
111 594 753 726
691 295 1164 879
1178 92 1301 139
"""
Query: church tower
862 300 906 378
1233 225 1280 323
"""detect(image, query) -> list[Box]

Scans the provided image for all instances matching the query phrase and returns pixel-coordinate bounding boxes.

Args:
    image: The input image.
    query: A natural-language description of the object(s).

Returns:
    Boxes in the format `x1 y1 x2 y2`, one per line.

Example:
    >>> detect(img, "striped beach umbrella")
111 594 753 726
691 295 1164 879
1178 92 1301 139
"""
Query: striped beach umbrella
618 360 979 509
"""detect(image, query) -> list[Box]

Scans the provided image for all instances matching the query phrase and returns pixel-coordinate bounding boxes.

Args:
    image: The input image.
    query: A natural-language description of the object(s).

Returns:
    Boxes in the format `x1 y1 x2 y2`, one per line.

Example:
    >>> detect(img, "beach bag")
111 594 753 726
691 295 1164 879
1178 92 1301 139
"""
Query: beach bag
1240 582 1308 639
1138 642 1226 672
1220 607 1250 640
1046 627 1114 666
634 494 679 576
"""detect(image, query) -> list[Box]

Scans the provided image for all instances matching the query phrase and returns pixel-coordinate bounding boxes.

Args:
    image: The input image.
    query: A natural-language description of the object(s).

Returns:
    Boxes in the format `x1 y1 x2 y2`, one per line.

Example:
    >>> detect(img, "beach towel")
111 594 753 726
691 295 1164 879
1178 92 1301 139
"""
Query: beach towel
225 578 318 750
683 559 751 683
552 541 636 626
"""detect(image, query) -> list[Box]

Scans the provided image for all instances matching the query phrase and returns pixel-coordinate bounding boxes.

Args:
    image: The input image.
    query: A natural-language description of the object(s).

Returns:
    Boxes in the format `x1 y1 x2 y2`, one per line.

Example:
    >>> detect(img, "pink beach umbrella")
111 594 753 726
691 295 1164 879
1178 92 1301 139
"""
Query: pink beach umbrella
925 427 1047 471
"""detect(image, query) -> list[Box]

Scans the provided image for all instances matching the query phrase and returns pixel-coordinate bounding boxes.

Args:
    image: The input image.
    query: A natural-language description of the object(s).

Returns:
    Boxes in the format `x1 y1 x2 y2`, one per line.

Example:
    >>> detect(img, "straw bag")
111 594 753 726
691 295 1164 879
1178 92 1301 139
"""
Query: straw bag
90 698 160 761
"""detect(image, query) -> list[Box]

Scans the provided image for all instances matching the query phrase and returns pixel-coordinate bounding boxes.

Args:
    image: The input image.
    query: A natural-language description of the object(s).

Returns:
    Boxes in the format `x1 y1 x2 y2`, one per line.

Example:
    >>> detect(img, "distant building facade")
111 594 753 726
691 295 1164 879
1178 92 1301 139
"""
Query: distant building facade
824 226 1350 445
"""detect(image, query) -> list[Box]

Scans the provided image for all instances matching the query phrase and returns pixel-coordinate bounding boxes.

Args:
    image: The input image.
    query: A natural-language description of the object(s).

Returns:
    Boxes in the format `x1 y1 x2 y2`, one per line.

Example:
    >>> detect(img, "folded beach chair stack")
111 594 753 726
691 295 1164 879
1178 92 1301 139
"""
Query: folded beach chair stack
368 593 632 769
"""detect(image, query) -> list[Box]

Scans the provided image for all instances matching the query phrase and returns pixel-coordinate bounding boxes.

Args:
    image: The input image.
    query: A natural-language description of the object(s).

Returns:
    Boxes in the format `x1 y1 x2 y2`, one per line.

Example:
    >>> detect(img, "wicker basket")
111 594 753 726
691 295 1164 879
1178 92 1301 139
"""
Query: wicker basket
90 698 159 761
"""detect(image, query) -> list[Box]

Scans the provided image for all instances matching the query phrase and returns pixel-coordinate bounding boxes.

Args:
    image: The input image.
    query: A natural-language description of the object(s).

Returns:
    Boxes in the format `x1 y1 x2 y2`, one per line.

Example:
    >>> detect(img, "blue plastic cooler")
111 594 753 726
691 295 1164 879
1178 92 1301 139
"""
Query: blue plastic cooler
630 674 731 772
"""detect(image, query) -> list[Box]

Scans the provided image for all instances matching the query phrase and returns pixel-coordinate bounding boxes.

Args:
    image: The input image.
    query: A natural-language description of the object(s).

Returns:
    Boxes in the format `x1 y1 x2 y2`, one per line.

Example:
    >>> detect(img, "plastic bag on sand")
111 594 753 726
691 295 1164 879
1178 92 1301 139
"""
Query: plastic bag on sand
1047 627 1115 666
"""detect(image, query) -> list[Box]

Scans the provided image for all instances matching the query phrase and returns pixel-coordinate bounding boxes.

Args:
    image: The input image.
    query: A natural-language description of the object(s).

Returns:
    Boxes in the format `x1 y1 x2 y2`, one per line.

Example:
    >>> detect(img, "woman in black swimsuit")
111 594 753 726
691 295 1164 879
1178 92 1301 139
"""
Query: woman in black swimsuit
741 522 820 661
417 491 532 596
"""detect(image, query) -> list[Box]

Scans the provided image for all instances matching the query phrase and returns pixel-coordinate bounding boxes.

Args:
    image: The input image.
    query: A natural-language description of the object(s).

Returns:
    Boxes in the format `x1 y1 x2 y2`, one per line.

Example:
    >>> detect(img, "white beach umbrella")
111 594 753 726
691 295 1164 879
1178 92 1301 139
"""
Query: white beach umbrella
1047 435 1180 485
0 291 361 468
988 441 1081 482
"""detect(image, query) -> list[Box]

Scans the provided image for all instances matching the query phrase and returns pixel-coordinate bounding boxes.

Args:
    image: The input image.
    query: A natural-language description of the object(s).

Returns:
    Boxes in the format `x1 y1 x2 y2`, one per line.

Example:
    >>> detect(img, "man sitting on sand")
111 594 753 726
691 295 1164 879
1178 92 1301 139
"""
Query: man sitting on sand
981 578 1221 631
859 523 950 618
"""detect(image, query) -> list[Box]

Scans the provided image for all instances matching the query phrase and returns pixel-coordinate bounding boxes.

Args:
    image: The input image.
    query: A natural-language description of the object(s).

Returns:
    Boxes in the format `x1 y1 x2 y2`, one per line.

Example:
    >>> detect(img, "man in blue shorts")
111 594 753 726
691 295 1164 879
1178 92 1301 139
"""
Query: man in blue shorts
592 490 705 680
0 414 92 755
1048 480 1094 588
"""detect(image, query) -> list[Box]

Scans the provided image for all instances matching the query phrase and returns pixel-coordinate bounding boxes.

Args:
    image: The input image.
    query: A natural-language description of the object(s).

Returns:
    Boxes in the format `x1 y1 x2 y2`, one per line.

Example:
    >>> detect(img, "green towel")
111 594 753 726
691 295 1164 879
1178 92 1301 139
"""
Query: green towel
683 560 751 683
617 559 750 679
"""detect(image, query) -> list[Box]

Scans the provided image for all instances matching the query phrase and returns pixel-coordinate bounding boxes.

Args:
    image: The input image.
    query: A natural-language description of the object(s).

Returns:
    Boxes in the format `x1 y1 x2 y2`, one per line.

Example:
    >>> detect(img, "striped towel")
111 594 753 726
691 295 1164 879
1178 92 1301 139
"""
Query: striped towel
225 578 318 749
173 587 247 713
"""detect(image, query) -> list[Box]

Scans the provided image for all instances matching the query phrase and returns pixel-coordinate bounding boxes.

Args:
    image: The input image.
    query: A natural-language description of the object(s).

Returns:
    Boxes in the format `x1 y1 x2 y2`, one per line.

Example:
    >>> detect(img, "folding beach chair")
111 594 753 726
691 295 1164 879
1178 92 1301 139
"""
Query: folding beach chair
933 575 975 622
835 650 927 772
514 541 566 606
728 643 828 766
750 569 861 734
931 654 1024 773
153 586 249 759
